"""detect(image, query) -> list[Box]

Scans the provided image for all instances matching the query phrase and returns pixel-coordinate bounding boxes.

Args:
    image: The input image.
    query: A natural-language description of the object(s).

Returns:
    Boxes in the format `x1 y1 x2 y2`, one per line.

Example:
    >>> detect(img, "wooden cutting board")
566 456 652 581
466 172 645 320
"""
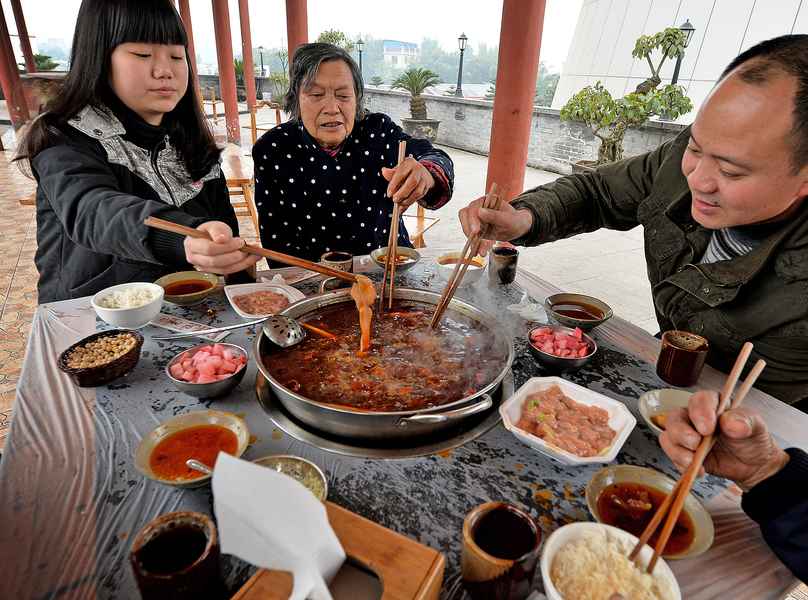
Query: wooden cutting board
231 502 445 600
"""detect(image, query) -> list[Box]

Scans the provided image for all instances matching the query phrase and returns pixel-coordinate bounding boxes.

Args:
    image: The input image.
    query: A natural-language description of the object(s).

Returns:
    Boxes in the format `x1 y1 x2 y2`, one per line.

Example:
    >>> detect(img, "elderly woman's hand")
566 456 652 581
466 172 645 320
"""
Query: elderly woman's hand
381 157 435 209
659 390 790 491
184 221 261 275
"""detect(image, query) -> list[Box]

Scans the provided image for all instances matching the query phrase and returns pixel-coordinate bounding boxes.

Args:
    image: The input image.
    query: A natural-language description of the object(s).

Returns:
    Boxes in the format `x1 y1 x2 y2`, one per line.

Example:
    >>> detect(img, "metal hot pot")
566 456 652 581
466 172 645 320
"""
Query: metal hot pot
253 288 514 441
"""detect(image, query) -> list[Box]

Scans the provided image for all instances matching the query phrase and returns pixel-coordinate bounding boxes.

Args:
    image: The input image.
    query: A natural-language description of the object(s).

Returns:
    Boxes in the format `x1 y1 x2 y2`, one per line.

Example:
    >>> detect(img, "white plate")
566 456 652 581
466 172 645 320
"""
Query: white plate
224 282 306 319
540 522 681 600
499 376 636 465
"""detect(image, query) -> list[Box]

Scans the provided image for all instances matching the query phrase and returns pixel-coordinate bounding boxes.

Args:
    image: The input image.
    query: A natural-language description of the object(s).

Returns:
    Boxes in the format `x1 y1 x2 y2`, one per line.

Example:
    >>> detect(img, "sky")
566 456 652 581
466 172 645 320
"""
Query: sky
3 0 583 72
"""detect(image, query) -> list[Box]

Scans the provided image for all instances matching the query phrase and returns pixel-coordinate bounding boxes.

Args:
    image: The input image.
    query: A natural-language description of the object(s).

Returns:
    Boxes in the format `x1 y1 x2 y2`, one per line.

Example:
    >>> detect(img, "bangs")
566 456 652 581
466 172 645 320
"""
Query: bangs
108 0 187 48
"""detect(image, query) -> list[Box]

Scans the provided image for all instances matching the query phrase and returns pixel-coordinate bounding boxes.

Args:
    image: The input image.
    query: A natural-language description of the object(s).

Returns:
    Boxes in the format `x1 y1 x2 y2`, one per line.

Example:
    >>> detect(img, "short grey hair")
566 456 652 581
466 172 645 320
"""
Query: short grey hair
284 43 365 122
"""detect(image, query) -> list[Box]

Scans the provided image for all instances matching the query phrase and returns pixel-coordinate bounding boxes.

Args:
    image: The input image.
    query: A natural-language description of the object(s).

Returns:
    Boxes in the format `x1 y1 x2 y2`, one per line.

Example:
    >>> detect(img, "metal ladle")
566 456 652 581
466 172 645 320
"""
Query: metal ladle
151 314 307 348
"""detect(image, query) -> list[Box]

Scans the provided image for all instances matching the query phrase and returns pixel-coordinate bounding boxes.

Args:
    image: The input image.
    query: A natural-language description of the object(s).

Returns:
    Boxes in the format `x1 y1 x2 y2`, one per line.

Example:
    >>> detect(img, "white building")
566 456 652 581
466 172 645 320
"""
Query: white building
383 40 419 69
552 0 808 121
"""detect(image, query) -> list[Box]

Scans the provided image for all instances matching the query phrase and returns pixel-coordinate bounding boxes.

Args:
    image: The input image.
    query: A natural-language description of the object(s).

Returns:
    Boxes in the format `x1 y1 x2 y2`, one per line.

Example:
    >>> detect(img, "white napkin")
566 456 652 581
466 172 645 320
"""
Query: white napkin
213 453 346 600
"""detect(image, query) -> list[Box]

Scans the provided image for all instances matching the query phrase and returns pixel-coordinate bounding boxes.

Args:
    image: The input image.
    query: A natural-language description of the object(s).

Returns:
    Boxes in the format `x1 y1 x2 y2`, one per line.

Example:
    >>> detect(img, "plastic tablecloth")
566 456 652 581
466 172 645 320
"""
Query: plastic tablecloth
1 253 803 599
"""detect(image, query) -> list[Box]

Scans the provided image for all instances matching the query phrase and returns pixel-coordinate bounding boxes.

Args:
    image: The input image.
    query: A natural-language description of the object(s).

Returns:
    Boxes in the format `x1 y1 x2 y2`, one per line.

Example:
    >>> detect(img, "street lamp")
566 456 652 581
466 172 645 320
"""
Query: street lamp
257 45 265 100
455 33 467 98
357 38 364 74
671 19 695 86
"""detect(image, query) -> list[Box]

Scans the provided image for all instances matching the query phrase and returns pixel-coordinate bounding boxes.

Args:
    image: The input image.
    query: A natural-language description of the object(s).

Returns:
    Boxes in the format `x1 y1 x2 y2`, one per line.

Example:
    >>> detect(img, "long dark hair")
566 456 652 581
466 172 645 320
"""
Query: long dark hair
16 0 219 180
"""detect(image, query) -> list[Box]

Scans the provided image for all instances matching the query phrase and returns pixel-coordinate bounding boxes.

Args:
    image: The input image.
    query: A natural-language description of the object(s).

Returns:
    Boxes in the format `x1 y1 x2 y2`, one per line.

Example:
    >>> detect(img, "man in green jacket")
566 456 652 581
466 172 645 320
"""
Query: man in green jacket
460 35 808 409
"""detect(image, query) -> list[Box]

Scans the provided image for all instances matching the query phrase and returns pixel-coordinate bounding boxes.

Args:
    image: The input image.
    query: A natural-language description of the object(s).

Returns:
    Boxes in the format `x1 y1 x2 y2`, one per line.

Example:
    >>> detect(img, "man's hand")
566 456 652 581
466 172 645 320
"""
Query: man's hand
458 196 533 255
659 390 790 491
381 157 435 209
183 221 260 275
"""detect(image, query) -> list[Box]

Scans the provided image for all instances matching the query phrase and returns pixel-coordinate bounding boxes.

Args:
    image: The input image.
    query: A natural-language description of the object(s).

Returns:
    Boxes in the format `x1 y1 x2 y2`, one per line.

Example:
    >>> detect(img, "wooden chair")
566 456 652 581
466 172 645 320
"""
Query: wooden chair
244 100 283 146
403 205 440 248
220 145 260 239
201 87 224 121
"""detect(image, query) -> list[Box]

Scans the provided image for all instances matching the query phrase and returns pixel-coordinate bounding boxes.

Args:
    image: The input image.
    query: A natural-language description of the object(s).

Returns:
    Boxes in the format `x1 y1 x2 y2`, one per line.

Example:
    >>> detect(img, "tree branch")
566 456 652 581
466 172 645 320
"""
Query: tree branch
646 55 657 78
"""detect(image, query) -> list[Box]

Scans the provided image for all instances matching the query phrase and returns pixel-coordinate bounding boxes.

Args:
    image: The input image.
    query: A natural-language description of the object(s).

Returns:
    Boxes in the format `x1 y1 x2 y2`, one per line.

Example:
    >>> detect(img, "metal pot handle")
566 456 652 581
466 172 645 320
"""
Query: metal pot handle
396 394 493 428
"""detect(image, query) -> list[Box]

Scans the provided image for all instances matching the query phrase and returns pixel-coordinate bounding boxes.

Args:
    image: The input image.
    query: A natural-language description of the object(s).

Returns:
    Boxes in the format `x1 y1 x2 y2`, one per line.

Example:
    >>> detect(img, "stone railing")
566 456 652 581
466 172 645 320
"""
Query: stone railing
364 88 687 174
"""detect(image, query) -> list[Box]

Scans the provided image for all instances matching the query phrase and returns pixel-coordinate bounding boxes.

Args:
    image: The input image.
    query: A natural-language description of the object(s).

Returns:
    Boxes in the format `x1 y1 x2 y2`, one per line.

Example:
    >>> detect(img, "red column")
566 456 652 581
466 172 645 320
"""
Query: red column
237 0 256 109
285 0 308 64
9 0 34 73
0 1 29 127
177 0 201 99
486 0 546 202
211 0 240 144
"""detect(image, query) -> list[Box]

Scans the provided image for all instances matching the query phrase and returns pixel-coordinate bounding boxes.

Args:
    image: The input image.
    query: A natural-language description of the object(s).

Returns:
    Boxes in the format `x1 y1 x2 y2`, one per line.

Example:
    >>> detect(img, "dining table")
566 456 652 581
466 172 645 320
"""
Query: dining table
0 246 804 600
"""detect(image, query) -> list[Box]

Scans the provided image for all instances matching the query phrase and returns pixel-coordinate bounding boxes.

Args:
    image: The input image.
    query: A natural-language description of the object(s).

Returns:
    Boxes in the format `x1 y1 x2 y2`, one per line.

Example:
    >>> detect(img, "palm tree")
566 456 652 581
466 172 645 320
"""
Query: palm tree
391 68 440 120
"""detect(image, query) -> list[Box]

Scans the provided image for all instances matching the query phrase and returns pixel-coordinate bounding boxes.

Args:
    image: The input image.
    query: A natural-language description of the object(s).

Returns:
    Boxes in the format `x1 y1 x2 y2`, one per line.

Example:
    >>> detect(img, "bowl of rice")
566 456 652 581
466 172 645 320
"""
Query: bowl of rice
541 522 680 600
91 282 164 329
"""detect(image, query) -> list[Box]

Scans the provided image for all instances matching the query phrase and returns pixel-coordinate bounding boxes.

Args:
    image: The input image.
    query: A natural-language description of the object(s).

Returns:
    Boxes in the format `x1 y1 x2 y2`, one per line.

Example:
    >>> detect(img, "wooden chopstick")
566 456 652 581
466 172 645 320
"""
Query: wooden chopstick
429 183 499 328
300 322 337 340
143 216 358 284
378 140 407 312
630 343 764 573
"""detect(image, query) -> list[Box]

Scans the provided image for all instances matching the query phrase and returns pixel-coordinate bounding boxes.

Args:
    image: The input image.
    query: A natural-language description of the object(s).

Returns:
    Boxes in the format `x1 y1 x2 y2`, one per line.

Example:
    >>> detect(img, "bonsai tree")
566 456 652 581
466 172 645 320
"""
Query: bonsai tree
391 68 440 120
560 27 693 165
370 75 384 87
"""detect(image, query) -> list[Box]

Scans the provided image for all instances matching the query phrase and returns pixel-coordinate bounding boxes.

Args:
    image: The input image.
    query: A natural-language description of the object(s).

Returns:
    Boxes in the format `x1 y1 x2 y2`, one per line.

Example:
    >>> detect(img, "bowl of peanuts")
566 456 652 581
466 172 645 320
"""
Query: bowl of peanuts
57 329 144 387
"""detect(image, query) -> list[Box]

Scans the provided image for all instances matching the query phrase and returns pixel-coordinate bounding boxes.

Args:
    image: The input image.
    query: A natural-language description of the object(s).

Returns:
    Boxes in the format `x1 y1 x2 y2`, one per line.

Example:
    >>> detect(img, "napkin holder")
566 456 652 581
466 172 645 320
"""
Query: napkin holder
232 502 445 600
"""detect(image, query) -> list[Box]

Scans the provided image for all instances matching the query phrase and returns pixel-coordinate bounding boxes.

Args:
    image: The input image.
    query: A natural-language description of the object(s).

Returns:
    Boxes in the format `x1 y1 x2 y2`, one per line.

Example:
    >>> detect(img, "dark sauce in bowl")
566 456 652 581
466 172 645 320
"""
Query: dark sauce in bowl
597 482 695 555
163 280 213 296
550 302 604 321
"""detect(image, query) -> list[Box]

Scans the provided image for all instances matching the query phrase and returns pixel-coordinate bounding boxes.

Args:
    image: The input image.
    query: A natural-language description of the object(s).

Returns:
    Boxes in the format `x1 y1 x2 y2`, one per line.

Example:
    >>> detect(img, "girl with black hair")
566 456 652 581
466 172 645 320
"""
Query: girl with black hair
16 0 259 303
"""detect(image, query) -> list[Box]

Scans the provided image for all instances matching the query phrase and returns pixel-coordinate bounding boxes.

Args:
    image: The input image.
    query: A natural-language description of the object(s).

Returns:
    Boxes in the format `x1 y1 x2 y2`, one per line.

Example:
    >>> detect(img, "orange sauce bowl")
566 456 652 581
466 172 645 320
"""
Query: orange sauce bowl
134 410 250 488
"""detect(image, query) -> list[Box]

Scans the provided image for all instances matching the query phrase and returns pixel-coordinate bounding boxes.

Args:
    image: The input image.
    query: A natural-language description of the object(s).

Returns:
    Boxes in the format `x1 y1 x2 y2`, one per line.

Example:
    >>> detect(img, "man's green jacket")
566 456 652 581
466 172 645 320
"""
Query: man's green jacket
511 129 808 407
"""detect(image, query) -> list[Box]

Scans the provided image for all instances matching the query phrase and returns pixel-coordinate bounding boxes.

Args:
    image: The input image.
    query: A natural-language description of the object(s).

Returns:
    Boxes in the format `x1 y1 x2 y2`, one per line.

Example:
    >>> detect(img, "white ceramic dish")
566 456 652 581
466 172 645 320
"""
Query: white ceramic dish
639 388 692 435
134 410 250 488
540 522 681 600
91 282 164 329
499 376 636 465
435 251 487 286
224 282 305 319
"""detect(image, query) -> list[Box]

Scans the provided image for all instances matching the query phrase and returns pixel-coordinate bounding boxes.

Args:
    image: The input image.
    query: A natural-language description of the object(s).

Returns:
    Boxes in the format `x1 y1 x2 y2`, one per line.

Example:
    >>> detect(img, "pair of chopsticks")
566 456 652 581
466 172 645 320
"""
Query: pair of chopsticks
429 182 500 328
143 217 359 284
378 140 408 312
630 341 766 573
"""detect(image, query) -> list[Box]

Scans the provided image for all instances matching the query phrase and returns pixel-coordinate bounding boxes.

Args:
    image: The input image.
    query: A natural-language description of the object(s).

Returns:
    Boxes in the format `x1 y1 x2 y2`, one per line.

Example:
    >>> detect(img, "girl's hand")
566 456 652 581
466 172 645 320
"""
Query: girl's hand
184 221 260 274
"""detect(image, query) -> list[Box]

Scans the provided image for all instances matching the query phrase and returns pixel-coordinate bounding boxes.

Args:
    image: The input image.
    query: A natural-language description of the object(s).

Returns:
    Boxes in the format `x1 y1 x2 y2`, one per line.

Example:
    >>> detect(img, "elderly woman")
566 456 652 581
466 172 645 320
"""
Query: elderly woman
252 43 454 259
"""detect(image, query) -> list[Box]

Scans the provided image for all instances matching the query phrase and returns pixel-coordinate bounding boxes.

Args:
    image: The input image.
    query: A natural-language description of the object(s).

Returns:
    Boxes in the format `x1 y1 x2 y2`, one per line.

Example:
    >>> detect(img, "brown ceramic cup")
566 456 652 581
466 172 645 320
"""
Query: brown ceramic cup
488 246 519 285
320 251 354 273
656 330 709 387
130 511 223 600
461 502 542 600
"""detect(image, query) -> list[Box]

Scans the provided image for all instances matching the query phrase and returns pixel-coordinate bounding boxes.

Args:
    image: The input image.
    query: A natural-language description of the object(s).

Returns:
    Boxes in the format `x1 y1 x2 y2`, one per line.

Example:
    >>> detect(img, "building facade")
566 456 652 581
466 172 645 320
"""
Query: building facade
552 0 808 121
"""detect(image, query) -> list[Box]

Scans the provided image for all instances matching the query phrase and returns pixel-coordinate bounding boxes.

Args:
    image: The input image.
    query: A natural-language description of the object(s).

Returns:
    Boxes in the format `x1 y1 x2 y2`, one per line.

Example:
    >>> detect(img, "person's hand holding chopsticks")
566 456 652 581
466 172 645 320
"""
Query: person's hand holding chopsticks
458 195 533 255
381 157 434 208
183 221 261 275
660 390 790 492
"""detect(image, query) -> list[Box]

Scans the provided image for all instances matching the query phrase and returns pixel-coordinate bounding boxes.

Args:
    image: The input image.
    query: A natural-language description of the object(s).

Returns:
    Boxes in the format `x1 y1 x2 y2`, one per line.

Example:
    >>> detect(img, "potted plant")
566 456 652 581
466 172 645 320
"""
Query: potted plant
391 67 441 141
560 27 693 173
